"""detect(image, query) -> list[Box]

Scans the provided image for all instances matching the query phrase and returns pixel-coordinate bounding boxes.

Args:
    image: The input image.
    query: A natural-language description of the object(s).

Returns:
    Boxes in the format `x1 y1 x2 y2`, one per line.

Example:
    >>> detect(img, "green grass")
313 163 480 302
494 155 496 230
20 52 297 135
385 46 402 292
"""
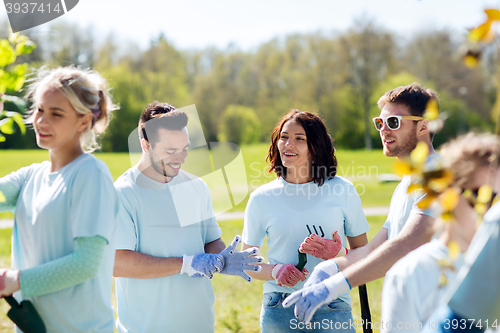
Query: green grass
0 147 398 219
0 216 386 333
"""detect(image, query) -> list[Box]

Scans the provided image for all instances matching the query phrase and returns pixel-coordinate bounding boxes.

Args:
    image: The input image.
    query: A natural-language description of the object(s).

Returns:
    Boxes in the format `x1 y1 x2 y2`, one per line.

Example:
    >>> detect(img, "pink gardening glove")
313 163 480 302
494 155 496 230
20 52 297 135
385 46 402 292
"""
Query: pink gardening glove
271 264 309 287
299 231 347 260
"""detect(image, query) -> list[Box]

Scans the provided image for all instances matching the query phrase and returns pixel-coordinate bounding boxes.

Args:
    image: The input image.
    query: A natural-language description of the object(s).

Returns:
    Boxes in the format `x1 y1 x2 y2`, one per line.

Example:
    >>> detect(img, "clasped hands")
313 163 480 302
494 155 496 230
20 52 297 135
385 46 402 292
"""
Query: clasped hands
181 235 264 282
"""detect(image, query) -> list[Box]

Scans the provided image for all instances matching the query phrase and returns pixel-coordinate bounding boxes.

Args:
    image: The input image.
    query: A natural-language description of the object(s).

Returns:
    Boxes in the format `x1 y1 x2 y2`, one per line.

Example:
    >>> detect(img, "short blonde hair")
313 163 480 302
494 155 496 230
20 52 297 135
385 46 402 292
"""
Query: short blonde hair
27 66 118 152
440 132 500 188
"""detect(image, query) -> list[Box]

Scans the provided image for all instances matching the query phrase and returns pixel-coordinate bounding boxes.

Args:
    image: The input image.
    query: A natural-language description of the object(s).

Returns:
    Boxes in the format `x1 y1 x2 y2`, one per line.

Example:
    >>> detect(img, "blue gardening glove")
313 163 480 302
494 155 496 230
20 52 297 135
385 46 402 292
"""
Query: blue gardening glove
303 260 339 289
219 235 264 282
282 272 351 324
180 253 224 279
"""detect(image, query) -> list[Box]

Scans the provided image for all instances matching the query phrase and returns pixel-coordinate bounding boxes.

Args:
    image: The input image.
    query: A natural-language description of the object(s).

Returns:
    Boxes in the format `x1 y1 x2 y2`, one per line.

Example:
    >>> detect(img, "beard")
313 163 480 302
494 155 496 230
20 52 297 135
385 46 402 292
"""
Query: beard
149 151 179 179
383 133 419 158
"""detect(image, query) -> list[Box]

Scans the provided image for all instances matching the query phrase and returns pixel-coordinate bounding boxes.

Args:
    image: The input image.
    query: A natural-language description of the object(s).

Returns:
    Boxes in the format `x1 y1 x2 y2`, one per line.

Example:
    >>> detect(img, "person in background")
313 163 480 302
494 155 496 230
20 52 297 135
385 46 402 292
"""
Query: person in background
0 66 119 332
381 132 499 333
422 133 500 333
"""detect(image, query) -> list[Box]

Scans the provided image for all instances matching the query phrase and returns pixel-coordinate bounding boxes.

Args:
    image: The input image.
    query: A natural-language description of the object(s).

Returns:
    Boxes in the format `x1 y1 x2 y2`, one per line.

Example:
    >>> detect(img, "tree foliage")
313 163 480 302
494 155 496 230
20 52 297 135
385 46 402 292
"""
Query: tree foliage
218 105 260 145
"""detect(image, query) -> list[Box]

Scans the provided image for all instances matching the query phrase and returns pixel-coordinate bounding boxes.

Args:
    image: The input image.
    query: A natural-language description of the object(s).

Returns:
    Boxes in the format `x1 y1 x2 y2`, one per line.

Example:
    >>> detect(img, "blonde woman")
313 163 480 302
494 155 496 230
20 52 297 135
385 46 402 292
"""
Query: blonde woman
381 133 500 333
0 67 119 332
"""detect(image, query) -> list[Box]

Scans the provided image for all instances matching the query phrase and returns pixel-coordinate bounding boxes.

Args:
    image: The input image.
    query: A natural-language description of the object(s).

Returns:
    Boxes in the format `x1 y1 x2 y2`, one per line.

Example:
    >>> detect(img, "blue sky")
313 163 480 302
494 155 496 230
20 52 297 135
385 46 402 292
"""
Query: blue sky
2 0 500 50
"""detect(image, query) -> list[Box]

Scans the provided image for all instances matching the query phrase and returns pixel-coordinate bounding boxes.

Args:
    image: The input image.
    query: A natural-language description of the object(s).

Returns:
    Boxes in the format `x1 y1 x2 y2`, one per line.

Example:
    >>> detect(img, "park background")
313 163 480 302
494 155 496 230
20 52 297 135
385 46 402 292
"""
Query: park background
1 0 500 332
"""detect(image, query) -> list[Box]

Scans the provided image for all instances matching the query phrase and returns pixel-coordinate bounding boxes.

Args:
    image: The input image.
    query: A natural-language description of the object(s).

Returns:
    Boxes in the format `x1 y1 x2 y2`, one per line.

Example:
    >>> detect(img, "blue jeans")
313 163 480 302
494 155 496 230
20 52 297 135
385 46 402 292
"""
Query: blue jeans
260 292 356 333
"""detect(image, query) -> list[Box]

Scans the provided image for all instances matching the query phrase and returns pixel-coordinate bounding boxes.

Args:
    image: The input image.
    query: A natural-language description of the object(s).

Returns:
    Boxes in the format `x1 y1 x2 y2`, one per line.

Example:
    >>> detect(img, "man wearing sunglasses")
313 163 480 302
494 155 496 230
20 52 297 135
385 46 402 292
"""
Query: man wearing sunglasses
283 83 440 323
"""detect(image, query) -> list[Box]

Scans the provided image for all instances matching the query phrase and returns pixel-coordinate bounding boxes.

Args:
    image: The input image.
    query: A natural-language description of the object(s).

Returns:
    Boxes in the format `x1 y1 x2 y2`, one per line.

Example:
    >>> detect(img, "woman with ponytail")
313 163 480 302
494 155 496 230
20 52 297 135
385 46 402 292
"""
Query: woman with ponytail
0 66 119 332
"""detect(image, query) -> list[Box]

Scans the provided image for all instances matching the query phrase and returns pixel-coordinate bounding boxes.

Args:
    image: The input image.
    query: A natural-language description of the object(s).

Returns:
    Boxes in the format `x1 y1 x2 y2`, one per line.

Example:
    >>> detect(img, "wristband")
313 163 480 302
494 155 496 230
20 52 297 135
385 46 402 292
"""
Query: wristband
271 264 282 279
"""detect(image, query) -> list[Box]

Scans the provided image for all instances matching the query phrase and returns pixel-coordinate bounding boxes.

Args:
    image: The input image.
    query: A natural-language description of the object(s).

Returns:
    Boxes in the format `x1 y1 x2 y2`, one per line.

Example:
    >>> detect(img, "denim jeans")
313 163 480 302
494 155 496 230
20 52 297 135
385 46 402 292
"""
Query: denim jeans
260 292 356 333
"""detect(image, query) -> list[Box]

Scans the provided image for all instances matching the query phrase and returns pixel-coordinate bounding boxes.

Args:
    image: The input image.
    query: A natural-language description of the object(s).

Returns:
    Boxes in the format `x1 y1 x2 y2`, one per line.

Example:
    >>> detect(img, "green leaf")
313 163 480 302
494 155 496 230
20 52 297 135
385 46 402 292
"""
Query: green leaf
0 133 6 142
2 95 27 110
0 117 15 135
0 40 16 67
15 40 36 55
0 190 6 203
6 112 26 135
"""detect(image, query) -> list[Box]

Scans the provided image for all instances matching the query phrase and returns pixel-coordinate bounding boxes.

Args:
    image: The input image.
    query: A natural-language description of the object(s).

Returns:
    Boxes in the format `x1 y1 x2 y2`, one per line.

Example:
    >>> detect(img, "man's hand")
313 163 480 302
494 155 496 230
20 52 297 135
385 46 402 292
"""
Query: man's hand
299 231 347 260
0 269 20 298
283 272 350 324
271 264 308 287
219 235 264 282
180 253 224 279
303 260 339 289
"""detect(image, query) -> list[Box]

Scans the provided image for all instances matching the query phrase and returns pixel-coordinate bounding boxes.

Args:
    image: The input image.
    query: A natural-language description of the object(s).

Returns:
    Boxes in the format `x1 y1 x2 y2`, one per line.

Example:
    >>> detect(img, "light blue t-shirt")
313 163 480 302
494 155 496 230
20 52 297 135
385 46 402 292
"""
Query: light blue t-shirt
382 239 464 333
383 154 440 239
0 154 118 333
114 167 222 333
243 176 370 305
445 201 500 323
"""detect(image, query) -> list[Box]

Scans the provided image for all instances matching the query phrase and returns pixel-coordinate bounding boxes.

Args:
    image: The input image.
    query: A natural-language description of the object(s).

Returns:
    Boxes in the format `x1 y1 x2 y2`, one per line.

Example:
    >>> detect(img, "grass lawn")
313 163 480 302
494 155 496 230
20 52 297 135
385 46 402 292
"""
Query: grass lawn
0 216 386 333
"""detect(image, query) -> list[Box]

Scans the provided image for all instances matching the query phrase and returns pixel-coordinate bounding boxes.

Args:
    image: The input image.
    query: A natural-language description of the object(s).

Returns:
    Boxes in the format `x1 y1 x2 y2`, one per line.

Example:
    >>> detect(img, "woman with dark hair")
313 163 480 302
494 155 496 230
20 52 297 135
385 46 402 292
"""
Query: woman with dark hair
242 109 370 332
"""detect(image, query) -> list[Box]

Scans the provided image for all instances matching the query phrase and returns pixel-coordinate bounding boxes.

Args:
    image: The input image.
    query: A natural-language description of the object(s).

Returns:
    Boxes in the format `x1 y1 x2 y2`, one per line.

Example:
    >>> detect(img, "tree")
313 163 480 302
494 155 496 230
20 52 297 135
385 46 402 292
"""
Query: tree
218 105 260 145
338 19 397 150
0 32 35 201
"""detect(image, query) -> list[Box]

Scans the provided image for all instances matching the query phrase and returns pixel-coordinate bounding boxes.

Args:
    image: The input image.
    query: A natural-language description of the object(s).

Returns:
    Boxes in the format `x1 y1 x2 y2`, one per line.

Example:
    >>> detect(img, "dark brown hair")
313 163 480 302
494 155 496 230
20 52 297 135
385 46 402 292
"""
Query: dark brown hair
377 83 438 118
267 109 337 186
138 101 188 146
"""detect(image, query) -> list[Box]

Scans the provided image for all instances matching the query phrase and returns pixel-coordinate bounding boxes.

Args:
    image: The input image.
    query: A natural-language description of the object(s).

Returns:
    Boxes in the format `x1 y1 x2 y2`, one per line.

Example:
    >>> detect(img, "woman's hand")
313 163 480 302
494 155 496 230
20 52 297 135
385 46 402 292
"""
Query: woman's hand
299 231 347 260
0 269 20 298
271 264 308 287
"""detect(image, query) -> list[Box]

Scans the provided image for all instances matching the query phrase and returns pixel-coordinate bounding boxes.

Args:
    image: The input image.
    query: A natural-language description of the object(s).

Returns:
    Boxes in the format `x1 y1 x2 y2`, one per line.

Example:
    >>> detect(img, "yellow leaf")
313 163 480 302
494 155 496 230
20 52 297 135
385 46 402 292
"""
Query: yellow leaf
0 190 5 203
394 160 413 177
427 170 455 192
439 274 447 288
407 183 423 194
469 20 493 42
417 193 436 209
485 9 500 21
411 142 429 166
440 188 460 211
448 240 461 260
477 184 493 204
463 54 480 68
441 211 455 222
424 98 439 120
475 203 488 216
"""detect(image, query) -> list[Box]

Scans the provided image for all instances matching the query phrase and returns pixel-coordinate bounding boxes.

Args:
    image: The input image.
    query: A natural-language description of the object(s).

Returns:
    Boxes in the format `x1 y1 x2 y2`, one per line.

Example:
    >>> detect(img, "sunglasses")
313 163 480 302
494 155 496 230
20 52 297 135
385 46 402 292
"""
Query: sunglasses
372 116 424 131
460 188 498 210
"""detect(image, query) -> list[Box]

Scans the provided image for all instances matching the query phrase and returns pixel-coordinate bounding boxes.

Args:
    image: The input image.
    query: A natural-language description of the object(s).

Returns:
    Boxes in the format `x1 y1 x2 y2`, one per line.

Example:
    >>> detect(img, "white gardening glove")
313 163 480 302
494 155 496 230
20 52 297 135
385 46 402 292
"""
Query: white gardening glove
302 260 339 289
219 235 264 282
180 253 224 279
282 272 351 324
